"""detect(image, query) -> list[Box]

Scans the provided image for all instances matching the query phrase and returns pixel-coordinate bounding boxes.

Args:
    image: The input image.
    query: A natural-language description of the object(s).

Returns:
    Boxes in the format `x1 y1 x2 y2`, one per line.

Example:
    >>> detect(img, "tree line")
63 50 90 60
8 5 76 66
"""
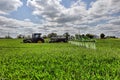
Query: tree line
0 32 117 39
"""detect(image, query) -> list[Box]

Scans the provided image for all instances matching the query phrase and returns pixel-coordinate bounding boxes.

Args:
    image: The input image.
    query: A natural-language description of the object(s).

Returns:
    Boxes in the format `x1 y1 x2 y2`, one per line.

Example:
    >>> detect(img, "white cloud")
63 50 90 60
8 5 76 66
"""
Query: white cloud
27 0 119 37
0 0 120 37
0 0 23 15
0 16 45 37
89 0 120 17
108 16 120 25
24 18 31 22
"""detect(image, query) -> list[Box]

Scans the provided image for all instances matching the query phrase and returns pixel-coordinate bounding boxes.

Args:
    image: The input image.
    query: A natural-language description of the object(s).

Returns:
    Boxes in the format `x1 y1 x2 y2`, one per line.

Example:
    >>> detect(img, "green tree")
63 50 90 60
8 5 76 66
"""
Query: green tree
63 32 70 40
17 34 24 39
5 36 12 39
47 33 57 38
86 33 94 39
42 35 47 39
75 34 81 40
100 33 105 39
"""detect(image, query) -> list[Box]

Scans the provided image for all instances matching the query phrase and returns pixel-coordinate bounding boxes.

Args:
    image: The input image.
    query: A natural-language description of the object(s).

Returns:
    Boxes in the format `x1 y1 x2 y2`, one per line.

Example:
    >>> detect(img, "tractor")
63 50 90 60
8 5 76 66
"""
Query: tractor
23 33 44 43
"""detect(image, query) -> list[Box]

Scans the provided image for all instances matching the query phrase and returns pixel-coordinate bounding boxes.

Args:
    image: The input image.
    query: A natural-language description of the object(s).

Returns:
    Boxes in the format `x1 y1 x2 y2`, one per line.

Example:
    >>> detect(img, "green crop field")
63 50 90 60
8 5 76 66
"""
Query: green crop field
0 39 120 80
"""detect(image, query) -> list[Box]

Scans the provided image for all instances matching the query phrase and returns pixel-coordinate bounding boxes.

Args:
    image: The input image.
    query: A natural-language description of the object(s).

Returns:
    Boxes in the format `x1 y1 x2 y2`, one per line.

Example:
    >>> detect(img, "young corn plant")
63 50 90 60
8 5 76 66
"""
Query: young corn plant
69 41 96 49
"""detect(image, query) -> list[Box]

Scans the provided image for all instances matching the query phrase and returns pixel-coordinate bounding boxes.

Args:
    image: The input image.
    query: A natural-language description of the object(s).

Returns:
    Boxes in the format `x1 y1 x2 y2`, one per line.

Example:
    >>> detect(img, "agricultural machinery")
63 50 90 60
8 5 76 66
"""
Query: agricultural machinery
49 36 68 43
23 33 44 43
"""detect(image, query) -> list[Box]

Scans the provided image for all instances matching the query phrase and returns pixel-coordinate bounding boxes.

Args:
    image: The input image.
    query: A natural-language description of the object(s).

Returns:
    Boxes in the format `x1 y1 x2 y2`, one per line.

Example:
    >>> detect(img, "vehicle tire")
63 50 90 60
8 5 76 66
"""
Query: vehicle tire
37 40 42 43
23 40 31 43
27 40 32 43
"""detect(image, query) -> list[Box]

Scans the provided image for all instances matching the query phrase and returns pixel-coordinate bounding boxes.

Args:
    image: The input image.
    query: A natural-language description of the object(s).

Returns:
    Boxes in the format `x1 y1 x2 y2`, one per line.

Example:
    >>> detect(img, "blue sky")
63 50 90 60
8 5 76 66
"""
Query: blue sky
8 0 94 23
8 0 36 22
61 0 96 8
0 0 120 37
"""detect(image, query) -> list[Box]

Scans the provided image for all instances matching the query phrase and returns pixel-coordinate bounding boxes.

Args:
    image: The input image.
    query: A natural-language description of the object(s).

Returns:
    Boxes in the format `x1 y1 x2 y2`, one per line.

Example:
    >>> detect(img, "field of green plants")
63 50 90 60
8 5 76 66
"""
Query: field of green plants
0 39 120 79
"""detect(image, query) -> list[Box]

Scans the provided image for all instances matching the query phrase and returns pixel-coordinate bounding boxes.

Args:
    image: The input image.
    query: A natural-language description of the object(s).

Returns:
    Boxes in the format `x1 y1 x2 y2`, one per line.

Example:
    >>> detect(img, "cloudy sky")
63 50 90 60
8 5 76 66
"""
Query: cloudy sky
0 0 120 37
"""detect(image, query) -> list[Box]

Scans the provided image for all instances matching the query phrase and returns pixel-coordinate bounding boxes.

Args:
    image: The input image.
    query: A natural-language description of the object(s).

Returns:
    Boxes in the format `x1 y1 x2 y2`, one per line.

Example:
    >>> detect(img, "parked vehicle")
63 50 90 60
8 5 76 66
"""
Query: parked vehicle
23 33 44 43
49 36 68 43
